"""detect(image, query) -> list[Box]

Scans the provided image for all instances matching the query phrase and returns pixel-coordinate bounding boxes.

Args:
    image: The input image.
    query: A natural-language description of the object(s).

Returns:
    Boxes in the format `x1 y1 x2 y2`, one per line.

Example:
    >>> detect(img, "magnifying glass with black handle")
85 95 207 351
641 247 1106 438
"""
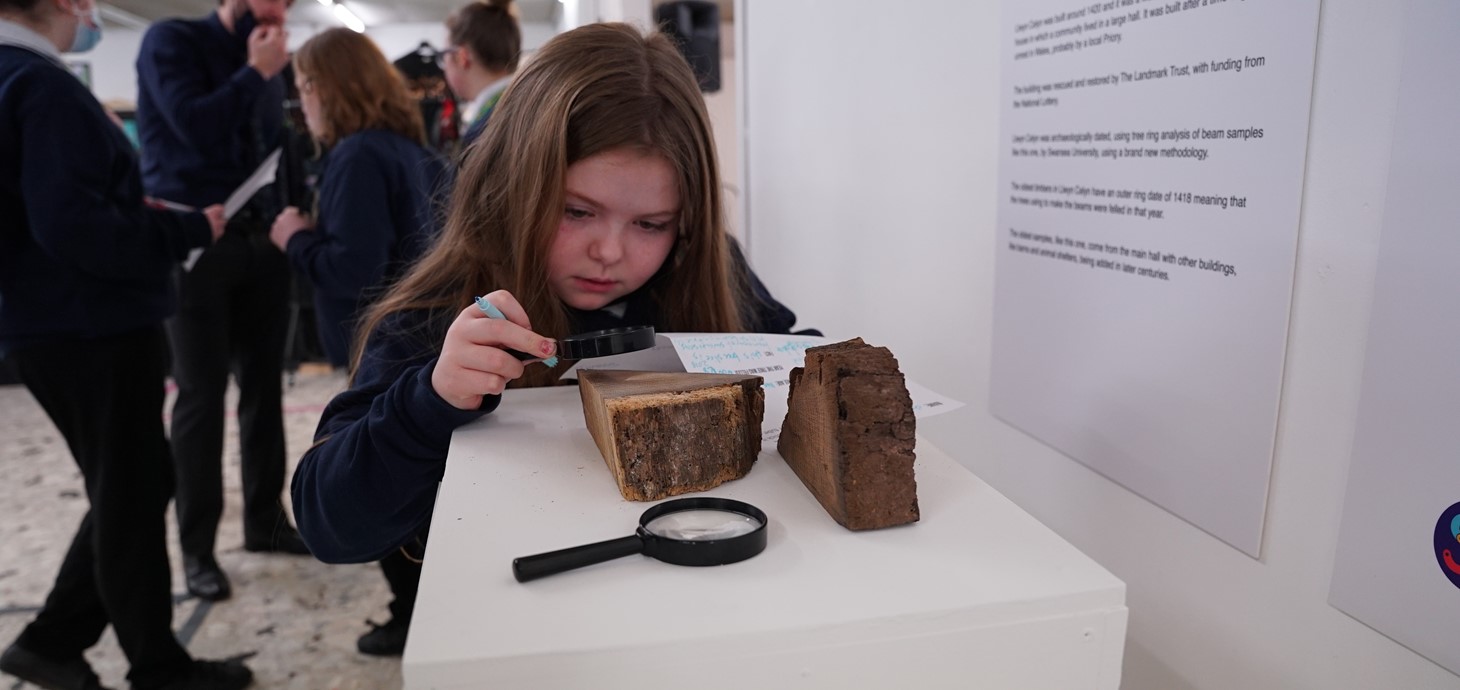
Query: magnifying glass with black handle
475 296 656 363
513 497 768 582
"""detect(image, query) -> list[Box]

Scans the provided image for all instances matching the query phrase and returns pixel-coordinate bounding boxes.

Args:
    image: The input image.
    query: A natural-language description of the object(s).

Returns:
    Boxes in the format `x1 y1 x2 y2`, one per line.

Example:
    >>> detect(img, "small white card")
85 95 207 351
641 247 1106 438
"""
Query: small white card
180 147 283 271
223 147 282 221
564 332 964 441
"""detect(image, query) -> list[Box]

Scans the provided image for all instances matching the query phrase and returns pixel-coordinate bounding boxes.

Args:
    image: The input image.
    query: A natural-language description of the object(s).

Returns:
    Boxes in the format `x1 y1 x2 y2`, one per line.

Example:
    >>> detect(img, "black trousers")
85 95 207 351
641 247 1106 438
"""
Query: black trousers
166 227 291 558
380 547 422 624
381 524 428 624
12 327 192 687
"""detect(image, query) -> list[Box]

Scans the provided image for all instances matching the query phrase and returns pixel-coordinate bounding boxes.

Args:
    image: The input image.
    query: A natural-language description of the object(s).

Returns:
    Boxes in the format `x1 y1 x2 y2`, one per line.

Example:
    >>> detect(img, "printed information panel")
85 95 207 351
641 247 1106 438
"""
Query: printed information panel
991 0 1319 555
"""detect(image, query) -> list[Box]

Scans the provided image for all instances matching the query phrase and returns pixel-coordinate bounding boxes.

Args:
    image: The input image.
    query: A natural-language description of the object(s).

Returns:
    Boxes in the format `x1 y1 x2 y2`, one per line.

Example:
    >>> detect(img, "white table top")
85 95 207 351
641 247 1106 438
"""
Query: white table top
406 386 1125 688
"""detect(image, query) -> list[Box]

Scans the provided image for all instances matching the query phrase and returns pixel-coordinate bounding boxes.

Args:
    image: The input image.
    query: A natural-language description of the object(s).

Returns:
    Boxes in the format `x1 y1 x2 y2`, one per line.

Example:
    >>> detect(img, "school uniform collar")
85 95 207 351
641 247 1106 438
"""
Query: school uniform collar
461 75 511 127
0 18 64 64
601 300 628 319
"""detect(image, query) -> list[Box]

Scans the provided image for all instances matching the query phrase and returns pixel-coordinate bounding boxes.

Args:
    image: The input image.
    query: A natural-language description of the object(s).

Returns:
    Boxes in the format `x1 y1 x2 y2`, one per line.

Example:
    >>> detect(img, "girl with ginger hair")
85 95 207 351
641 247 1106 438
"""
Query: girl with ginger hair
270 27 450 368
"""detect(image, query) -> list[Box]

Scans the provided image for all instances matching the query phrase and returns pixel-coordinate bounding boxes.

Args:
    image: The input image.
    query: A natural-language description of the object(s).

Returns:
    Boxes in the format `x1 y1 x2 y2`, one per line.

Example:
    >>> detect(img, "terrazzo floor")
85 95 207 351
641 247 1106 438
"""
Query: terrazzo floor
0 370 403 689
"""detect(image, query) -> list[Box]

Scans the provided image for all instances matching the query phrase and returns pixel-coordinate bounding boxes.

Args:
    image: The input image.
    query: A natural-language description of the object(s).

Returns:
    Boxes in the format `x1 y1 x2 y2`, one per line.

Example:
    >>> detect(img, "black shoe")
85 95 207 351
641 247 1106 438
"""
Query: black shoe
242 523 310 555
356 618 410 656
0 643 112 690
183 555 232 601
145 659 252 690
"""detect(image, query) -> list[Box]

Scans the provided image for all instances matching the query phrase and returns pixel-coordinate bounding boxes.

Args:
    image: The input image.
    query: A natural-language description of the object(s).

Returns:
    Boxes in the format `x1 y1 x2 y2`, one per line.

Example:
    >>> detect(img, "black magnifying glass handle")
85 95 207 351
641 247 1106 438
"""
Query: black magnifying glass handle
512 535 644 582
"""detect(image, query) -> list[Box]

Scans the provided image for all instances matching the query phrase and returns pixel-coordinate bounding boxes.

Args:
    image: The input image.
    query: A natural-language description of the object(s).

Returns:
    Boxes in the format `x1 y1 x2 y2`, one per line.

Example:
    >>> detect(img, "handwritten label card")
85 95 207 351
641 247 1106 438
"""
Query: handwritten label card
665 334 965 441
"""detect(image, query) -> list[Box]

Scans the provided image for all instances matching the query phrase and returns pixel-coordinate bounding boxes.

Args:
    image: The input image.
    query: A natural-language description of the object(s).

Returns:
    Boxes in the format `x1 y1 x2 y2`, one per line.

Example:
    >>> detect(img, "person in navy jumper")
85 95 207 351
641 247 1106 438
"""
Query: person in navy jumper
440 0 519 151
135 0 310 606
269 28 449 370
0 2 256 688
267 29 450 656
290 22 811 656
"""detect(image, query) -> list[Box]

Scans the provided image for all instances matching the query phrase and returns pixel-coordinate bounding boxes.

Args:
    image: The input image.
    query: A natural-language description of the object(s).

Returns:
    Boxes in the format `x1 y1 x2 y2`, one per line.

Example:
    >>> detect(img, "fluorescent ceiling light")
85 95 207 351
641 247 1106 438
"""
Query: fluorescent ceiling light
333 3 365 32
98 3 149 30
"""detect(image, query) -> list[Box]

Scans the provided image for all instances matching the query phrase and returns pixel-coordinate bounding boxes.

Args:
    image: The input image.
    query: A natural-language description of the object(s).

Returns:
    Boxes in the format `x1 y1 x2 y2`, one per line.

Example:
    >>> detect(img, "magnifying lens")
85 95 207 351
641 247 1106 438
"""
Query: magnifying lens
512 497 768 582
556 326 657 359
475 296 656 362
510 326 656 362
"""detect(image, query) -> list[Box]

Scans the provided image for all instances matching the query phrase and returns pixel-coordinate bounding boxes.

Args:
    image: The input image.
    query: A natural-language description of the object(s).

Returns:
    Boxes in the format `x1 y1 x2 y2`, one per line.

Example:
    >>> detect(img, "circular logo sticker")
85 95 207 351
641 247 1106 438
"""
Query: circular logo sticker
1434 502 1460 590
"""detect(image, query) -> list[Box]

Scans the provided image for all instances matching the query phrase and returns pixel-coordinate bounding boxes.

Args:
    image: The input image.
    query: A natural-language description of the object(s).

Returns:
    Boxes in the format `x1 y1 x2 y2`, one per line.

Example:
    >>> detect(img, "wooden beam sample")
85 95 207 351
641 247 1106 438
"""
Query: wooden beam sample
578 370 765 502
777 338 919 530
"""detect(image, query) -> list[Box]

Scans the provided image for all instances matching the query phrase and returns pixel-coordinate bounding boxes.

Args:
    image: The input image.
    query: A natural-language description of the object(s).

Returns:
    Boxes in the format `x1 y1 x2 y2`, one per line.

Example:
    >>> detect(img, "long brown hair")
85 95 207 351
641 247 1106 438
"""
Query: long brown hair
446 0 521 73
352 22 745 387
294 28 426 147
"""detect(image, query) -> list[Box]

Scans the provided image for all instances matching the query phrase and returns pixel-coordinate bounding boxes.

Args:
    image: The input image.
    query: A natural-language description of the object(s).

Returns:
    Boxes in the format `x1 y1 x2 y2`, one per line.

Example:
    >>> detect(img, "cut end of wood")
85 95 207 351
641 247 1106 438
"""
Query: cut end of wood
579 370 765 501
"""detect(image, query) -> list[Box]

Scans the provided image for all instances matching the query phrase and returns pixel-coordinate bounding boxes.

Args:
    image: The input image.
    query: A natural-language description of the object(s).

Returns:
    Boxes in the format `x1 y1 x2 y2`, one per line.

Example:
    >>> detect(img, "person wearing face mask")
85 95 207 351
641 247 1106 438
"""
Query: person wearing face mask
134 0 310 606
0 0 256 687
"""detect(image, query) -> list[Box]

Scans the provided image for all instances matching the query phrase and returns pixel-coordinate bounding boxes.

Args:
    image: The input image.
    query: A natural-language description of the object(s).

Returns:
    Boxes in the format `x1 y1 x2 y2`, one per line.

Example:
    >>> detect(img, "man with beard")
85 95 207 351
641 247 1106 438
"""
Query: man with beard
136 0 310 606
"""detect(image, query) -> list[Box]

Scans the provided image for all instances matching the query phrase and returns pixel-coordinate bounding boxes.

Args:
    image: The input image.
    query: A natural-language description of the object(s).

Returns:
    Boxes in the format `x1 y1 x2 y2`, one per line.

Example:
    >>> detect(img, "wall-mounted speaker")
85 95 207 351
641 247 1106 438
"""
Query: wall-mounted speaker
655 1 721 93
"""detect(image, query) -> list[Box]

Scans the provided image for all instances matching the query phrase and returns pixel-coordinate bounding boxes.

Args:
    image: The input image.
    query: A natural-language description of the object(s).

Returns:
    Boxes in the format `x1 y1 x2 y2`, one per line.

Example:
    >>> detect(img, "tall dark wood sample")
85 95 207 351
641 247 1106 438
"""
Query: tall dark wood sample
578 370 765 501
777 338 919 530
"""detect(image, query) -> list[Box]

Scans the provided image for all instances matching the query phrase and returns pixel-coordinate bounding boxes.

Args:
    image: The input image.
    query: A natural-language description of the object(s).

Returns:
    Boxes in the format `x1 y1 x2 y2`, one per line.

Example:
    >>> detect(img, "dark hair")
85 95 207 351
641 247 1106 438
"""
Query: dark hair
352 23 745 385
0 0 46 14
445 0 521 73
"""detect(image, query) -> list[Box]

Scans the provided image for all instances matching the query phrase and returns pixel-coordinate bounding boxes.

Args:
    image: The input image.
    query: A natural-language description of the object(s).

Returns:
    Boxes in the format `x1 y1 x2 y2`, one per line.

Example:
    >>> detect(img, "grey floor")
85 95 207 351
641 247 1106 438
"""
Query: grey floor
0 371 403 689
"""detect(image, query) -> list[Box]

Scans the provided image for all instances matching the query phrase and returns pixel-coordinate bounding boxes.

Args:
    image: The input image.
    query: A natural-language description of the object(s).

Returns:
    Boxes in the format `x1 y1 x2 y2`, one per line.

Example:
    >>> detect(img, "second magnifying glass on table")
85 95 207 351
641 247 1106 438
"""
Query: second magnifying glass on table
512 497 769 582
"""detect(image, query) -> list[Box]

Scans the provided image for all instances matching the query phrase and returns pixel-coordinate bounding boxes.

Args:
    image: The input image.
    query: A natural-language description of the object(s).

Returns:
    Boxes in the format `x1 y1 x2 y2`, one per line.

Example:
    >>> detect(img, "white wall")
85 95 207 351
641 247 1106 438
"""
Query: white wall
742 0 1460 688
75 28 144 107
704 45 739 237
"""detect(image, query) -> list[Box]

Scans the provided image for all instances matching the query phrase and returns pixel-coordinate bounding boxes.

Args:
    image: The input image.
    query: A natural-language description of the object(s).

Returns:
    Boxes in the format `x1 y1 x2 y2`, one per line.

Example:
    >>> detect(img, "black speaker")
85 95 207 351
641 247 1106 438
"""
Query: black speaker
655 1 720 93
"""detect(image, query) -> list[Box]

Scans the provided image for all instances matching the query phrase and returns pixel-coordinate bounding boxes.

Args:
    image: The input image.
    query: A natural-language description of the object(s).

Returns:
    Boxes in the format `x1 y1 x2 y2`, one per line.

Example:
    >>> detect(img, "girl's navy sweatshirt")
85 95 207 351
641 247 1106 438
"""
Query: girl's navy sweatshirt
292 254 808 563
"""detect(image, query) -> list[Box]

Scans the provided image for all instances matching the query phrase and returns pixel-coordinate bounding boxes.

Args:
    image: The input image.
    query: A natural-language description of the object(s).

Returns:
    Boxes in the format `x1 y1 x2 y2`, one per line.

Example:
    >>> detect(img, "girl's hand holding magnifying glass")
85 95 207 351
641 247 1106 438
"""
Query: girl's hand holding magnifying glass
432 290 557 410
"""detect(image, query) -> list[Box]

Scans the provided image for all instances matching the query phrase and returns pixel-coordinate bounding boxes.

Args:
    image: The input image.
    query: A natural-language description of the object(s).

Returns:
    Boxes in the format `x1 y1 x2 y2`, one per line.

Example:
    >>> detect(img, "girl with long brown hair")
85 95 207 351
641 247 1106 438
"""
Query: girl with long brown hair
269 27 450 368
290 22 809 653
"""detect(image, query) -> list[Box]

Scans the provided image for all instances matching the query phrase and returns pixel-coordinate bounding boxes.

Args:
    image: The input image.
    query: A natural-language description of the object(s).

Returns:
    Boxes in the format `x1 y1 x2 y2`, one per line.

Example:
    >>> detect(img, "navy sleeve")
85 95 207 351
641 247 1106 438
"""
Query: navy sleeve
284 140 394 300
136 21 267 152
18 67 210 278
728 237 815 335
291 319 499 563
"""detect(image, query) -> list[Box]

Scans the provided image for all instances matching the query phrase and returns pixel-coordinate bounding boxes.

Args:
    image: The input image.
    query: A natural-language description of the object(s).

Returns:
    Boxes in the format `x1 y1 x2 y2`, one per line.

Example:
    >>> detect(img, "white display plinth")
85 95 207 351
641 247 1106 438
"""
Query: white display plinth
405 387 1127 689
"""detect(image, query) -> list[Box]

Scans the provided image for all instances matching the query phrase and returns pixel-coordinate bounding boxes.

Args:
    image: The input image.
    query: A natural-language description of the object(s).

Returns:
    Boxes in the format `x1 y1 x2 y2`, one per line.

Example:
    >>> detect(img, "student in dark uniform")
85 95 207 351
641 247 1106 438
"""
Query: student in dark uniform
440 0 520 150
135 0 309 606
268 28 450 656
0 1 252 687
269 27 450 370
290 22 808 659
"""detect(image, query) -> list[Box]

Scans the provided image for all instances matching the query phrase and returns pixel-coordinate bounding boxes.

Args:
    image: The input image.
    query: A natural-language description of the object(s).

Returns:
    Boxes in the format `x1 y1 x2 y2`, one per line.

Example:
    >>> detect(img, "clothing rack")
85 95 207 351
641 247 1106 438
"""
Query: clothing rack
393 42 459 154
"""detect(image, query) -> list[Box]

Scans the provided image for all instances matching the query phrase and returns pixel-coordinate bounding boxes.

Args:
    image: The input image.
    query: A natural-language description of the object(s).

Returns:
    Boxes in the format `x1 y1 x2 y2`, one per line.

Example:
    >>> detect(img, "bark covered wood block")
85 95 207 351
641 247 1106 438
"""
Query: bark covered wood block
777 338 918 530
578 370 765 502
